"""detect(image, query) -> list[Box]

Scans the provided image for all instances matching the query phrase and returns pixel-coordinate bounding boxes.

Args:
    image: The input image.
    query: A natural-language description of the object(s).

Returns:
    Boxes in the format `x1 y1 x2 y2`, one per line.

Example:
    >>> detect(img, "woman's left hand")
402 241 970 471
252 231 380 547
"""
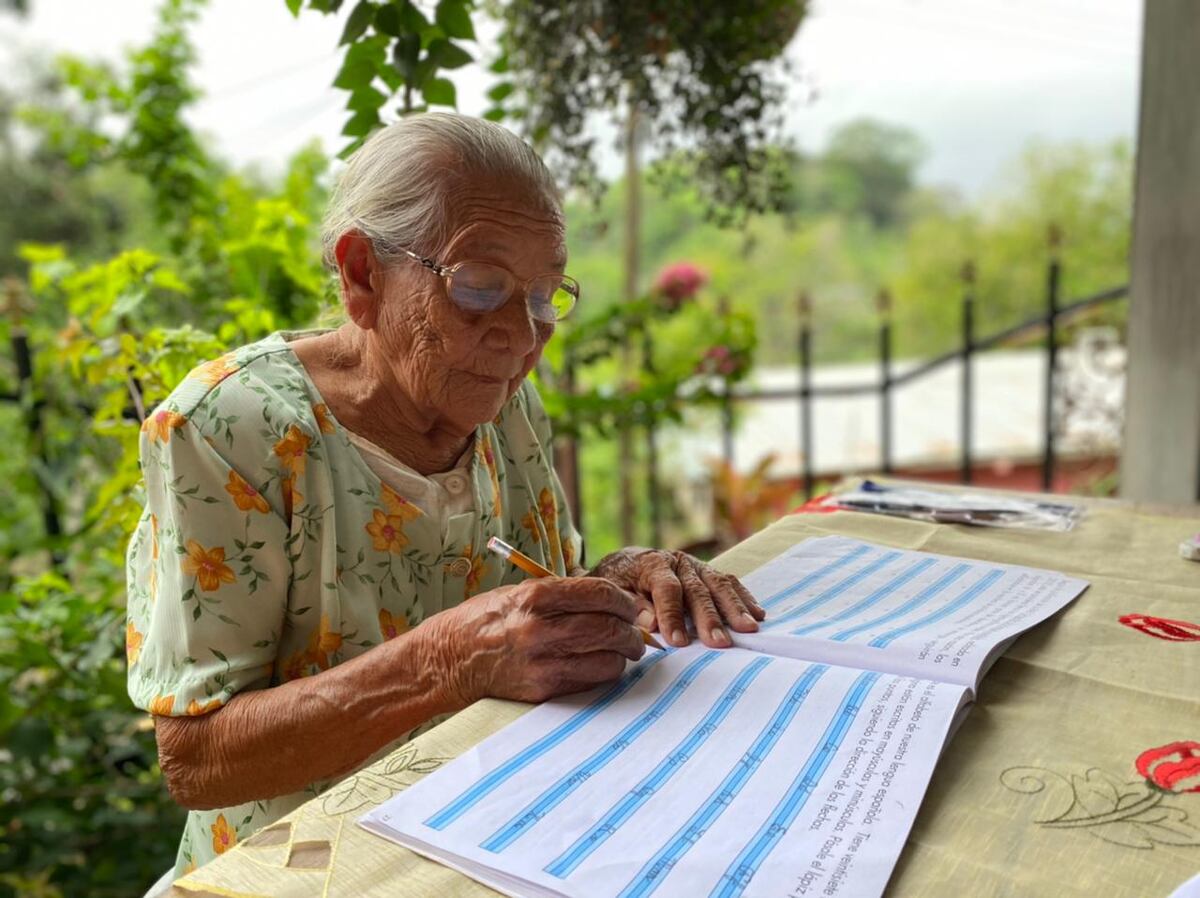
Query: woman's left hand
589 548 766 649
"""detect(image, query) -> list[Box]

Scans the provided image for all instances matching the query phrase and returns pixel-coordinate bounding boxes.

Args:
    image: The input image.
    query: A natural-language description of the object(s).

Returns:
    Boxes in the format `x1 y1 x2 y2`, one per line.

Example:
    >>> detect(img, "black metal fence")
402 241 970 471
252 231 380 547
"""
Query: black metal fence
573 248 1128 546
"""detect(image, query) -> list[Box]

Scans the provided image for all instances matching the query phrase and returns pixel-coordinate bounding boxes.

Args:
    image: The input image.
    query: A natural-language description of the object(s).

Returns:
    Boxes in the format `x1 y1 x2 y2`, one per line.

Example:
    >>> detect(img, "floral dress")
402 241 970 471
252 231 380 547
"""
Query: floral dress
124 331 582 876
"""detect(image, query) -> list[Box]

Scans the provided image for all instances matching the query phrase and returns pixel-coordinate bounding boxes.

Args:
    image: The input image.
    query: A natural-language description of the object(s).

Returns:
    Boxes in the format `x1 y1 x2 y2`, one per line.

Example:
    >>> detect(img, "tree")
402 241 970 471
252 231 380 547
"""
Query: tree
291 0 807 222
820 118 927 229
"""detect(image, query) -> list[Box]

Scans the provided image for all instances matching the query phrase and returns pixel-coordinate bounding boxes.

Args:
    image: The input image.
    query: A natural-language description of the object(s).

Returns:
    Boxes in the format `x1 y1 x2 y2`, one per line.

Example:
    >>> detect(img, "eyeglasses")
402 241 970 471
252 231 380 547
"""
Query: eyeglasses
399 249 579 323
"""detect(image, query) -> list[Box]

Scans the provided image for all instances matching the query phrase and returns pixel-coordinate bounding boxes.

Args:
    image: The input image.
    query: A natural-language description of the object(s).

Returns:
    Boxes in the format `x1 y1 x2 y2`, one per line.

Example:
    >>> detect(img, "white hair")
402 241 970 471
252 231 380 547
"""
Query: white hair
320 113 561 269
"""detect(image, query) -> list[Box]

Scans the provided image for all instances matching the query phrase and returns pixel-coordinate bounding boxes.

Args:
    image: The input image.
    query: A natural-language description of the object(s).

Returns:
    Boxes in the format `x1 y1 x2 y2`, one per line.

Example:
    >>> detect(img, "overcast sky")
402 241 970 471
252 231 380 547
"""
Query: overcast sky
0 0 1142 197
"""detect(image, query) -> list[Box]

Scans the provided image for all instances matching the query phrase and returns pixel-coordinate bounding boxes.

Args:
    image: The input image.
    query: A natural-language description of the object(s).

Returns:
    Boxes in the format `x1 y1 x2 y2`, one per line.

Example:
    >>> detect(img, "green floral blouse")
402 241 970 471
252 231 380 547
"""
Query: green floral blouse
124 331 582 876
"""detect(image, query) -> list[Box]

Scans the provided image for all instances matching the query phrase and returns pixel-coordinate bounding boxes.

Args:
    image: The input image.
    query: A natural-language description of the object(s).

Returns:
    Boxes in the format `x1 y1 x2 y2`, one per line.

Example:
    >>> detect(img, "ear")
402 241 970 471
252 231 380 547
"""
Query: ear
334 230 382 330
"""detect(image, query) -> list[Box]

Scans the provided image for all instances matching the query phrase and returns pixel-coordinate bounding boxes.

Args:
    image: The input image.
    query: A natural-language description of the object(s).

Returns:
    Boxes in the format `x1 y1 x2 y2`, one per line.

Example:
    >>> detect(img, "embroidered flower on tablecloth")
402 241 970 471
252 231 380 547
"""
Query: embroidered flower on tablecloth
1137 741 1200 794
1118 613 1200 642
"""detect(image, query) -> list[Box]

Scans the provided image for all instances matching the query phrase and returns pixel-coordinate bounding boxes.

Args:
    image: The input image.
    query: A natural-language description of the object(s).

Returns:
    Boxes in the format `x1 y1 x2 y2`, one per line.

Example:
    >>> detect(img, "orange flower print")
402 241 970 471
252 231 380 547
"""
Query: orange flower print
143 408 187 444
273 425 312 478
562 535 576 572
150 514 159 560
537 487 558 529
180 540 236 592
280 476 303 518
186 697 223 716
521 507 543 543
379 608 409 641
462 546 488 598
211 813 237 855
125 620 144 666
367 509 418 554
148 694 175 715
537 488 563 571
187 353 238 387
224 470 270 514
316 614 343 655
380 484 423 520
312 403 336 435
477 434 502 516
281 649 311 682
305 615 343 671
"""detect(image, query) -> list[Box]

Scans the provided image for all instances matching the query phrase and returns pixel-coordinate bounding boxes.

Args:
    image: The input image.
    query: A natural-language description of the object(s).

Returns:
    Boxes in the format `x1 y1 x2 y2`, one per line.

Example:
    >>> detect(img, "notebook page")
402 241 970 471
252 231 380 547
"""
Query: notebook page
732 536 1088 691
360 646 969 898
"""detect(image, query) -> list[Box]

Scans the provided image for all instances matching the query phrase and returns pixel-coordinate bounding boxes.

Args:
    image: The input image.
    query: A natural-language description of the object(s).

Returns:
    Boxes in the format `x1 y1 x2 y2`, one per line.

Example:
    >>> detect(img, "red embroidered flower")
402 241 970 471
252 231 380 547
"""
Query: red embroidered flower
792 494 841 515
1118 613 1200 642
1136 741 1200 793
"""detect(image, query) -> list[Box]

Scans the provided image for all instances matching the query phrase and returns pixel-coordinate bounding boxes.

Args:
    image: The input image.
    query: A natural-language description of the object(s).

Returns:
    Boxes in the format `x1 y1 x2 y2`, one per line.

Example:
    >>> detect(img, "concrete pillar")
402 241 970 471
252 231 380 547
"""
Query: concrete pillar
1119 0 1200 504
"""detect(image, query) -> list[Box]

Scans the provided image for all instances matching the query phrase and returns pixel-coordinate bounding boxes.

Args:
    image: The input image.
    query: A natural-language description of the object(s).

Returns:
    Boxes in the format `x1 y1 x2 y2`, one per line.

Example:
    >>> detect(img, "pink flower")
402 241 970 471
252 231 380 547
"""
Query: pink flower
654 262 708 307
695 344 743 378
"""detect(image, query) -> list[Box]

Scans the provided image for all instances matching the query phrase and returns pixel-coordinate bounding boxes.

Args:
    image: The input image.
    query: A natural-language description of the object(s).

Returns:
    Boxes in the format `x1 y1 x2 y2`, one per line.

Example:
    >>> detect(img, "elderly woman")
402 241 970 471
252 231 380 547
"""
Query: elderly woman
126 113 765 878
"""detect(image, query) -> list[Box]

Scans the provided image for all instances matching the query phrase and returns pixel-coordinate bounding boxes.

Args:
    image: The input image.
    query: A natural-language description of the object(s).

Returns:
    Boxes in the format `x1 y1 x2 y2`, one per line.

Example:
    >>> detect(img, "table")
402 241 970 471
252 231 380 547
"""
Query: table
165 499 1200 898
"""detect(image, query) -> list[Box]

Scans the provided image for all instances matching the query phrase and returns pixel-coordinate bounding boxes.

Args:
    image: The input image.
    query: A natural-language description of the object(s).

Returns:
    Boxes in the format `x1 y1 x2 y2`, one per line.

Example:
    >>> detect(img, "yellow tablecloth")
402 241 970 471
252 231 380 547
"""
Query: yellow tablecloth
167 505 1200 898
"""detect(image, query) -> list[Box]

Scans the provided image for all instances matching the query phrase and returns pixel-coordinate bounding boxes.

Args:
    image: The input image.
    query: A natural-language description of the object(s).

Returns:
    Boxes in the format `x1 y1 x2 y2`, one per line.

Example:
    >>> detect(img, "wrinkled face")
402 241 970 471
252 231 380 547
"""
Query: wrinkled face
370 177 565 436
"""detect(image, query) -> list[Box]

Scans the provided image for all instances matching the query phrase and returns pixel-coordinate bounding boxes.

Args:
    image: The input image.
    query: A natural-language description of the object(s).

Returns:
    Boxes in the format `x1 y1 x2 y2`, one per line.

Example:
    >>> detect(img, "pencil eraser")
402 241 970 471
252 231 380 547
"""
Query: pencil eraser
1181 535 1200 562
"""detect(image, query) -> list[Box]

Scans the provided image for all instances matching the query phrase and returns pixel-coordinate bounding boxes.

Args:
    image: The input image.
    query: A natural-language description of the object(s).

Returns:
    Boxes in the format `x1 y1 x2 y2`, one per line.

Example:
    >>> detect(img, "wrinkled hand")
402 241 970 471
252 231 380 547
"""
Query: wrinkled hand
439 577 645 704
590 548 766 649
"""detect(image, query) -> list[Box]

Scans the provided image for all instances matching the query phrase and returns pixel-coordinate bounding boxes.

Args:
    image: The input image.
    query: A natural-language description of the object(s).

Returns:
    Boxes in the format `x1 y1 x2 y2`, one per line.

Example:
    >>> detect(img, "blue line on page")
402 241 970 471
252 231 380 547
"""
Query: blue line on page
761 551 904 631
616 664 830 898
544 656 774 879
423 650 671 831
829 563 971 643
479 651 720 853
708 672 881 898
869 569 1005 648
790 558 938 636
759 544 872 610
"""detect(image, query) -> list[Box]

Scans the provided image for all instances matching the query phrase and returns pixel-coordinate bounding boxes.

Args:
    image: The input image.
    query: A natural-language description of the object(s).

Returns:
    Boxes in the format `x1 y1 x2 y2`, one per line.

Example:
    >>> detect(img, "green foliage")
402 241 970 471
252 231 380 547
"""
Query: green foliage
1 3 333 894
563 124 1131 367
495 0 806 221
294 0 480 151
0 572 184 897
539 291 757 438
816 120 927 229
299 0 804 221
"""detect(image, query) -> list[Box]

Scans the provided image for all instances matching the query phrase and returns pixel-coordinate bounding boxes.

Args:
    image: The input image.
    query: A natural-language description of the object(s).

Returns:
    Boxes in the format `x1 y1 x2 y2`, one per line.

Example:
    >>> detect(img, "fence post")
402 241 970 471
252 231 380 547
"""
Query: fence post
641 327 662 548
1043 225 1062 492
960 261 976 484
798 292 815 499
717 295 735 470
4 278 63 566
877 288 894 475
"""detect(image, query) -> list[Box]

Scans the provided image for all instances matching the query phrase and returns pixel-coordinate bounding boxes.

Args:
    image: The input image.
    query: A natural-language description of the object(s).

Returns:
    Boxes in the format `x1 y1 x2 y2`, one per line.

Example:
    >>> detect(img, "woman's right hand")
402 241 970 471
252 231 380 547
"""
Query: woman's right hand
433 577 647 705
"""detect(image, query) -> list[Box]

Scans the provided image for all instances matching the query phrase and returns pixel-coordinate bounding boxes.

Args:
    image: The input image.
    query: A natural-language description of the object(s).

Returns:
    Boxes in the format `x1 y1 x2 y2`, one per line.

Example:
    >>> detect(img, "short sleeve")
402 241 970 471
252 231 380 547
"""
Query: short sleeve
519 381 585 572
125 414 290 717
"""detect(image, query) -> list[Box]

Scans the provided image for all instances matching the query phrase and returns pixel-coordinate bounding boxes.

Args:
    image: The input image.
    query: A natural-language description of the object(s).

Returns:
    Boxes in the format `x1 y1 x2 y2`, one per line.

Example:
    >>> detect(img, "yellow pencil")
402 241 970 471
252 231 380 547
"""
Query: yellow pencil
486 536 665 650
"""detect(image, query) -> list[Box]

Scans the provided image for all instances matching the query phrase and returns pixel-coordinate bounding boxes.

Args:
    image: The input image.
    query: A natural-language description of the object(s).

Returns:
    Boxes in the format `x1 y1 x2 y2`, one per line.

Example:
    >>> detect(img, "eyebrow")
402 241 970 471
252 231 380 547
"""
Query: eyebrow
475 242 568 270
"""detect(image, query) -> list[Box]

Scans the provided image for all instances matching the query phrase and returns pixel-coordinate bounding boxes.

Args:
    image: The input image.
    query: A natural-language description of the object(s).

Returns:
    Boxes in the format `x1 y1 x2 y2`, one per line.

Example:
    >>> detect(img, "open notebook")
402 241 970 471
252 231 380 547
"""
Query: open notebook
360 536 1088 898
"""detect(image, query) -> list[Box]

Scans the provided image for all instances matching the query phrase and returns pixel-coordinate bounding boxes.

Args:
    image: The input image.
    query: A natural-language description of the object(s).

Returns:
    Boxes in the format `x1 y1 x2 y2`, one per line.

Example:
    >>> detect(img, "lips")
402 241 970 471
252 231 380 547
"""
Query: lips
466 369 519 385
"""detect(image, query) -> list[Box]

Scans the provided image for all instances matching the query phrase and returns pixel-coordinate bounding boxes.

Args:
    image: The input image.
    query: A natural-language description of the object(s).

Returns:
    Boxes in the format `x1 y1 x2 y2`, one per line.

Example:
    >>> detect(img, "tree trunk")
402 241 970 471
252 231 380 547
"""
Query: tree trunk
618 106 642 545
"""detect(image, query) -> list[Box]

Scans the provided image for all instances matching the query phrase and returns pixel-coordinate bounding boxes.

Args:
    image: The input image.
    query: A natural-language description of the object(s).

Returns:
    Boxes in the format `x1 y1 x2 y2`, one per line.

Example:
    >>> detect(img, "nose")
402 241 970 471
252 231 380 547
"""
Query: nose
482 288 539 357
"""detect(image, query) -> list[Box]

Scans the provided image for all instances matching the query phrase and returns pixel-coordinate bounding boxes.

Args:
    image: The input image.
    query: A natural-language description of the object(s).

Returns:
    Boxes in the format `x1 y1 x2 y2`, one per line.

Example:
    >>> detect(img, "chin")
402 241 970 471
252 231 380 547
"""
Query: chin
453 397 507 433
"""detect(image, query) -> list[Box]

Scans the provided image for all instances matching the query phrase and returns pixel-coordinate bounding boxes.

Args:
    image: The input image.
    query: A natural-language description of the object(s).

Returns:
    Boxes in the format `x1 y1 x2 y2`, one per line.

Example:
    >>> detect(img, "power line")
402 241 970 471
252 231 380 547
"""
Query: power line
205 48 338 102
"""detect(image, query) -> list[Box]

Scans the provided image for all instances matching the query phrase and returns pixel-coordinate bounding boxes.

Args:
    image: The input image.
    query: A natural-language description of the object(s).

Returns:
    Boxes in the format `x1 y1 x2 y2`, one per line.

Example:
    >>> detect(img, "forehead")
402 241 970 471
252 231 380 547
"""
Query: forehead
442 191 567 268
